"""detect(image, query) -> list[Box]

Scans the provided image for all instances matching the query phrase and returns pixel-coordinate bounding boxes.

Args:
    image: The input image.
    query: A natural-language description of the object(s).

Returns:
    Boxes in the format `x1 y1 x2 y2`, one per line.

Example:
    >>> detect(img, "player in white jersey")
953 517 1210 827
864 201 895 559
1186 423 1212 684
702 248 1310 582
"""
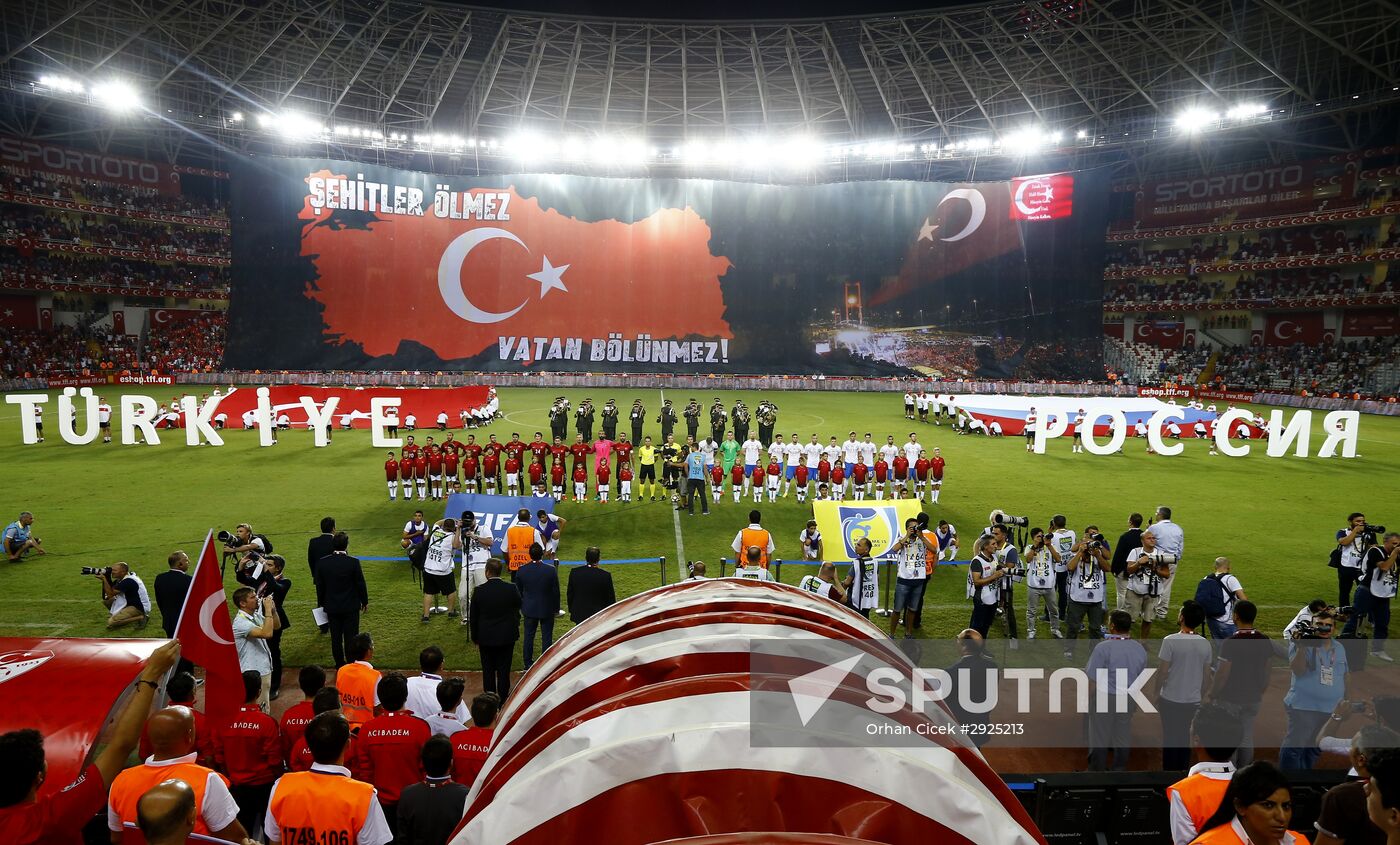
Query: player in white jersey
782 437 803 497
902 434 921 481
823 436 842 467
698 436 718 468
840 432 860 475
768 435 787 468
859 434 877 467
741 437 764 472
879 435 901 467
803 436 824 472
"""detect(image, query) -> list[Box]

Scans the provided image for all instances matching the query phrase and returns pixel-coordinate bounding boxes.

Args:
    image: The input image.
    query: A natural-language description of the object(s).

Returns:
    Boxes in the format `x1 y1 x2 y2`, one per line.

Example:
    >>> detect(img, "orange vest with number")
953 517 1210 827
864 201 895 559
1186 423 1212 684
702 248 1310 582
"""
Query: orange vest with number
269 770 377 845
506 524 535 571
739 527 772 568
336 662 380 729
1169 772 1232 842
109 759 228 836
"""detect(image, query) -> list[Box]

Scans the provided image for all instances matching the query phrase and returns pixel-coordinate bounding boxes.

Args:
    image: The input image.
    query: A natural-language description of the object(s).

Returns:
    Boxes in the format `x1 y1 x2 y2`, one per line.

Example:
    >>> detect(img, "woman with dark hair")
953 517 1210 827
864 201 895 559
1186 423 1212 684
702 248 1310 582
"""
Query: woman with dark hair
1190 761 1312 844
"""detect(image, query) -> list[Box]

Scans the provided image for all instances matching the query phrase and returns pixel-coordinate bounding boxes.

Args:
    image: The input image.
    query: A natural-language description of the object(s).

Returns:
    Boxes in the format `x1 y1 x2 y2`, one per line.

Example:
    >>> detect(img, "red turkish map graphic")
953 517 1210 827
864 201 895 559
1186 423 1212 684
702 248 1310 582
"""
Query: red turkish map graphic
298 171 733 360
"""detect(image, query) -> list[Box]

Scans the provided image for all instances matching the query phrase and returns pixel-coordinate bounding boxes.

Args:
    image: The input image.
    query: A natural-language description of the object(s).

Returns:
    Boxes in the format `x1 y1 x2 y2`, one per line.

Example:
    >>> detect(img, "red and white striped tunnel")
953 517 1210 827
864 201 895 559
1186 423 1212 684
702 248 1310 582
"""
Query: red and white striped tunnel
448 579 1045 845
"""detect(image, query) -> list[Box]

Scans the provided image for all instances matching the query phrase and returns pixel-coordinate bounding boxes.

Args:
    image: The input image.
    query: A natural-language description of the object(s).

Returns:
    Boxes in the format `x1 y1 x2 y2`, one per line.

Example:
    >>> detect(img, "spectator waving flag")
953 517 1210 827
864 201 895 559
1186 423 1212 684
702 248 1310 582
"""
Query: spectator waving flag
173 531 242 720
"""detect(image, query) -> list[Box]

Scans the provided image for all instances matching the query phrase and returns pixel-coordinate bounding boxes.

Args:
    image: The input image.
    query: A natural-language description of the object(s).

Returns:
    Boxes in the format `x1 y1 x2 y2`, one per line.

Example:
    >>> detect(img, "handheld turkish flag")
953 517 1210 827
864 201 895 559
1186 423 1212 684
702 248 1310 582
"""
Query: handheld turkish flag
1009 172 1074 220
173 532 242 721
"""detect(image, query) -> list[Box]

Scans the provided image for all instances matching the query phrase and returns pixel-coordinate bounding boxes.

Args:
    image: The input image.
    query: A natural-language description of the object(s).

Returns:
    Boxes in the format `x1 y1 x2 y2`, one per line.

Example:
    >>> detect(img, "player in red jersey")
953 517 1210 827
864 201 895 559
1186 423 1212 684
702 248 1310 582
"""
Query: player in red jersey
550 458 566 501
914 452 931 500
613 433 634 475
444 446 459 487
462 434 482 463
462 453 479 493
572 463 588 503
852 460 869 500
549 436 569 471
505 432 527 462
891 454 909 495
414 451 430 501
384 452 400 501
710 462 724 505
829 462 846 499
504 453 522 496
427 446 445 500
482 434 503 486
595 460 611 503
617 460 634 502
730 462 745 503
765 459 782 503
528 431 549 466
481 450 500 494
569 434 591 470
793 457 810 503
873 457 889 500
527 459 545 496
928 447 946 504
750 462 765 504
816 457 831 484
401 436 419 463
399 450 416 500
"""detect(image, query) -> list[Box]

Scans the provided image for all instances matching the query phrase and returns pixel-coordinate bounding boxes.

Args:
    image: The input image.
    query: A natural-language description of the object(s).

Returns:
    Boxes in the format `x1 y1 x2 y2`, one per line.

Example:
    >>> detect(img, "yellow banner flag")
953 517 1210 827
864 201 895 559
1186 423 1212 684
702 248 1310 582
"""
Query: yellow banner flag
812 499 925 561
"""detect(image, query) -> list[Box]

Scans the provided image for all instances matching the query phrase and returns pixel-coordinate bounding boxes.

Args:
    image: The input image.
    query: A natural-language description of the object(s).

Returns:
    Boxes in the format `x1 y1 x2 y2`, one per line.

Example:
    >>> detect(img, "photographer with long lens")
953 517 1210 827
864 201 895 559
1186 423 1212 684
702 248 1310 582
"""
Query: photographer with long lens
1342 530 1400 663
1062 525 1112 660
88 562 150 629
1124 528 1178 639
1279 607 1348 770
456 511 494 626
887 517 936 639
1336 512 1372 607
1023 528 1064 641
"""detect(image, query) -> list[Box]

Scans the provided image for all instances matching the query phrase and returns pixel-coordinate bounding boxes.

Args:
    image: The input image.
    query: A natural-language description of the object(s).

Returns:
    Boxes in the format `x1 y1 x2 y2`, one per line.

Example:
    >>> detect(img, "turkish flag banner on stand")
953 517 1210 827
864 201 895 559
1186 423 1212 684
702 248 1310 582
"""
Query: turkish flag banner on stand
1009 172 1075 220
0 294 38 328
112 309 126 335
1342 309 1399 337
174 532 242 721
1133 320 1185 348
1264 311 1324 346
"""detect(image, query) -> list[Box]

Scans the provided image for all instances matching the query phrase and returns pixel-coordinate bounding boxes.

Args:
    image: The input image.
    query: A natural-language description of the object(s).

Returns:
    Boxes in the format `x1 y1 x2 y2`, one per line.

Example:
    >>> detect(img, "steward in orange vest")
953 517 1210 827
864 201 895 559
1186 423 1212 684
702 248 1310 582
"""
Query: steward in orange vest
265 712 391 845
336 633 382 729
731 511 774 568
504 509 541 573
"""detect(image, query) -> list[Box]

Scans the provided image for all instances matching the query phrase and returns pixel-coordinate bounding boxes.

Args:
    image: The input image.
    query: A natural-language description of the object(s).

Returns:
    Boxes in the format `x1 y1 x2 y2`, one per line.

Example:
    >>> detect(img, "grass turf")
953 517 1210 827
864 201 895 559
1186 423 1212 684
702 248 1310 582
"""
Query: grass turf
1 384 1397 672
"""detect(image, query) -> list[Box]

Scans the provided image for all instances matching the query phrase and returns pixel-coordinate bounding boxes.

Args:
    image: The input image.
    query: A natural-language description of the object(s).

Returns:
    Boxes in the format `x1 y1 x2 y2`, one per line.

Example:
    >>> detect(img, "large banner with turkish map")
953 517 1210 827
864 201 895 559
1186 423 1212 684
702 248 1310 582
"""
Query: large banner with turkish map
226 157 1108 376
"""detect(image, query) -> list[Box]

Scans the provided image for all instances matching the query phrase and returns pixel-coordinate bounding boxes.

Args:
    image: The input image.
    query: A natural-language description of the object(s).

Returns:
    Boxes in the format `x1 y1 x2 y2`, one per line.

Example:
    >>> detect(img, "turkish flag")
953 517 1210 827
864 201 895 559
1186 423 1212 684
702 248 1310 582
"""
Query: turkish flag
149 308 203 329
0 294 38 329
1009 172 1074 220
298 170 732 360
17 236 34 258
1342 309 1398 337
1102 321 1125 340
173 532 242 721
1264 311 1324 346
1133 320 1185 348
111 309 126 335
875 182 1023 306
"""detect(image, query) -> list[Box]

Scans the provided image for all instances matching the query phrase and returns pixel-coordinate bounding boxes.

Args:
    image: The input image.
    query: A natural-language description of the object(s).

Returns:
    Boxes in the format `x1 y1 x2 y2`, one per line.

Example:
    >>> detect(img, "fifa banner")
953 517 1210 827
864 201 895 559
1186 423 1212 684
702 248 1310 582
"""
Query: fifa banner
227 157 1109 376
813 499 925 562
443 492 553 557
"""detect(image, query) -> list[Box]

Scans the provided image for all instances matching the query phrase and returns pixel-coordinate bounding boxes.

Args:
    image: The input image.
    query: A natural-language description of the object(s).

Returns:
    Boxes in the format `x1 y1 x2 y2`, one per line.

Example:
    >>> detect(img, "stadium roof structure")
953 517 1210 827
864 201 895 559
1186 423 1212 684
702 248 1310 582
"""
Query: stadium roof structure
1 0 1398 179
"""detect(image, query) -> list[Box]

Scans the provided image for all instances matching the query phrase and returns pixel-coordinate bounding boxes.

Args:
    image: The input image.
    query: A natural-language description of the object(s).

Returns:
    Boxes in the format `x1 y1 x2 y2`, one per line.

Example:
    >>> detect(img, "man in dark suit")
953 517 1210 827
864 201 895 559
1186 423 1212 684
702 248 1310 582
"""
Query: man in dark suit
307 517 336 633
469 559 521 700
567 546 615 625
314 531 367 667
154 550 194 674
515 544 559 670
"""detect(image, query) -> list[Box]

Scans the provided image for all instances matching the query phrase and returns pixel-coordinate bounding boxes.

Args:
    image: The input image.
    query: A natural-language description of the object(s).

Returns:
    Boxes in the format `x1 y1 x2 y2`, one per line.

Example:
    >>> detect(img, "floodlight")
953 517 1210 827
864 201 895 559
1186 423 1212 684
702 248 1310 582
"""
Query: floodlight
38 74 84 94
91 80 141 111
1174 107 1219 131
1226 103 1266 120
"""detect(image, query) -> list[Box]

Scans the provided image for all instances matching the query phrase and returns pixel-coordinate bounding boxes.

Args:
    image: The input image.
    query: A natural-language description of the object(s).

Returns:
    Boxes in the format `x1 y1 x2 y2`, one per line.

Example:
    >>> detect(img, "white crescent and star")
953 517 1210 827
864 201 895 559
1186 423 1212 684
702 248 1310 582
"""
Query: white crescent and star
1014 179 1053 217
1274 320 1301 339
919 189 987 244
437 227 569 325
153 310 170 324
198 591 234 646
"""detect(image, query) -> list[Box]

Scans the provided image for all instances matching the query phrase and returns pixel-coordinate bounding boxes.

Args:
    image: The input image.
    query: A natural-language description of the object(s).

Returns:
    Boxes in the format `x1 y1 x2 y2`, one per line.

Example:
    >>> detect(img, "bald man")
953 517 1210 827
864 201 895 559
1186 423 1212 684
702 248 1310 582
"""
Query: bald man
136 780 196 845
108 707 247 843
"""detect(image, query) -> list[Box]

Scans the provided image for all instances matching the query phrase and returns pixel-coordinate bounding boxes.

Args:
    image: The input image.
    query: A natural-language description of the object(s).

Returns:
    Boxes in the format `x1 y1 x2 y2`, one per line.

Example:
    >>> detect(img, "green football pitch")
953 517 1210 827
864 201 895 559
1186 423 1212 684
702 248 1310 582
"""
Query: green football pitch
1 384 1397 671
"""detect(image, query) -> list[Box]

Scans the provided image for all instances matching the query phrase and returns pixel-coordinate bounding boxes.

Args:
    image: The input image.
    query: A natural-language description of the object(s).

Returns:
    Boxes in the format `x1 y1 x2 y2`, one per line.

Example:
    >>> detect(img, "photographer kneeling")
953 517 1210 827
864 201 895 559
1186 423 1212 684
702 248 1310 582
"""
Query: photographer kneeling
90 563 150 629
